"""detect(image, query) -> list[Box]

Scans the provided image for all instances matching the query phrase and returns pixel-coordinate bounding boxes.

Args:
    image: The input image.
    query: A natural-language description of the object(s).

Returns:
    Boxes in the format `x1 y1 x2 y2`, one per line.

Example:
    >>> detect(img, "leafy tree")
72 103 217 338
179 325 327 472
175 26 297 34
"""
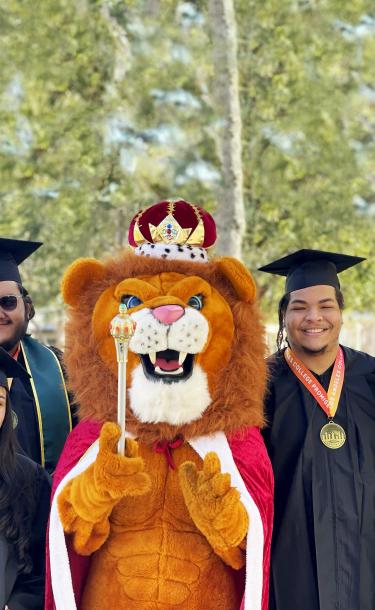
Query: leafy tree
0 0 220 306
1 0 374 320
0 0 124 302
236 0 375 312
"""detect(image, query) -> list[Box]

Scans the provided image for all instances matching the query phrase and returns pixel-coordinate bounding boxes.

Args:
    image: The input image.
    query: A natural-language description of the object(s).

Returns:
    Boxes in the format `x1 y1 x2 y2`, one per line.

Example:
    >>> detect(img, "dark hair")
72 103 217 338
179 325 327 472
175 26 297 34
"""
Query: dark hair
0 391 33 573
16 283 35 321
276 287 345 353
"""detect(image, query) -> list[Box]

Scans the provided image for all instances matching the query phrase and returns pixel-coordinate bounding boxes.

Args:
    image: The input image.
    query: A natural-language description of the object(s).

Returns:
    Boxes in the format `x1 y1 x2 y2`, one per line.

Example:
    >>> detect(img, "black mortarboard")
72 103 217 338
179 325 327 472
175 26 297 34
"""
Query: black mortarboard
0 346 30 389
258 249 365 293
0 237 42 284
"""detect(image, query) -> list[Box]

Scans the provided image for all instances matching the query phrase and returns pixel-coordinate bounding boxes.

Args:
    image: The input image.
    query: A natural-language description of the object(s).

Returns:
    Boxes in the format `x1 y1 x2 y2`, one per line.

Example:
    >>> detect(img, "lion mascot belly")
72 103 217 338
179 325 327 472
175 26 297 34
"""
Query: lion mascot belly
46 200 273 610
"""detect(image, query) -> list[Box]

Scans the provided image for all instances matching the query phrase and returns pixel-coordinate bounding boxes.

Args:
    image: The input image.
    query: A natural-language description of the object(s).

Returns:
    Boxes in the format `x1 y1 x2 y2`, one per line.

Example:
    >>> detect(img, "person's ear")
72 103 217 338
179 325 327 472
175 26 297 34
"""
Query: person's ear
23 300 30 320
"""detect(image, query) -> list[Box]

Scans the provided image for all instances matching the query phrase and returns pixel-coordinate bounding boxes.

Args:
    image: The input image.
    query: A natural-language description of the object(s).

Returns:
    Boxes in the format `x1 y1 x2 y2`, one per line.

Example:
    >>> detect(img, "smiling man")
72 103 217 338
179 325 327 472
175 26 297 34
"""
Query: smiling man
259 249 375 610
0 237 75 472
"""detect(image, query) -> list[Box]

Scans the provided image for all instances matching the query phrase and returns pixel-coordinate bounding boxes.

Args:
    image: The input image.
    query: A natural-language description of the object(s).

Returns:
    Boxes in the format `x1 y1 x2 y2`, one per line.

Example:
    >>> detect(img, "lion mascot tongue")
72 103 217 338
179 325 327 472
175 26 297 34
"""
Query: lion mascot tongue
46 200 273 610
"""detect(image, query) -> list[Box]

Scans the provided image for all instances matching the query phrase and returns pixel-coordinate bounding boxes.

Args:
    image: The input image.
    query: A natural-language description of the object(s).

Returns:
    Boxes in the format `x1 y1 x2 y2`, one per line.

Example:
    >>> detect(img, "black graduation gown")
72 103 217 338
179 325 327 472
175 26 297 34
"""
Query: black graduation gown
0 454 51 610
9 371 42 465
263 346 375 610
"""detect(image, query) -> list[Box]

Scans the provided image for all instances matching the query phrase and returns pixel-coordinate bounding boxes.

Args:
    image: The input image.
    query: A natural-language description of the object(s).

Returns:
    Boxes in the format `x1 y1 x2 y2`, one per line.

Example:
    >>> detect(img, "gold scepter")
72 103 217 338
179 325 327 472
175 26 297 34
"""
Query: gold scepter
110 303 136 454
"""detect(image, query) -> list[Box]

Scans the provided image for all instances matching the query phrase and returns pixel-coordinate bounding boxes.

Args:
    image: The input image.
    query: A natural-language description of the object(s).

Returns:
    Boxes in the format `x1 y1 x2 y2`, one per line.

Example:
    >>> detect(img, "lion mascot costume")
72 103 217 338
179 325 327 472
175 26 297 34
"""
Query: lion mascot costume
45 200 273 610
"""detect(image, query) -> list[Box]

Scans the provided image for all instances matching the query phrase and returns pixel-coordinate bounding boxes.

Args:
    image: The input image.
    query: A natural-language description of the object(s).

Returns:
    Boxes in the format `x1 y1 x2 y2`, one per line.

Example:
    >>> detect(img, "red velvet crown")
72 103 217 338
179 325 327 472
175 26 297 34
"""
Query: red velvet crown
128 200 216 249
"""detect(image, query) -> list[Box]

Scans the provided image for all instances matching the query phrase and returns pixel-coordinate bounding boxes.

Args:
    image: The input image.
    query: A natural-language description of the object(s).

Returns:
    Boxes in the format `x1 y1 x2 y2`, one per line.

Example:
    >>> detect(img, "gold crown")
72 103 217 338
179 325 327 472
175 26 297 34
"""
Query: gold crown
133 202 205 247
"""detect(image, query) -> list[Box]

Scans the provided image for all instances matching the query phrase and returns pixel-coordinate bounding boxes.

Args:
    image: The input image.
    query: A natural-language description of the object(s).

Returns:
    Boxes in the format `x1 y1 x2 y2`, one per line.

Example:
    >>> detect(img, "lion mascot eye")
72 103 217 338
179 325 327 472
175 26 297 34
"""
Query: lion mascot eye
188 294 203 310
121 295 143 308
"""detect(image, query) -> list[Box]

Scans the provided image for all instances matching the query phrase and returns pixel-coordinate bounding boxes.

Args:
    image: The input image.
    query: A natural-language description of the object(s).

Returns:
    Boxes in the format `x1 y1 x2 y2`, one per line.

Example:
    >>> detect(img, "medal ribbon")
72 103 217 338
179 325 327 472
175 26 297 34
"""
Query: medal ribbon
284 346 345 419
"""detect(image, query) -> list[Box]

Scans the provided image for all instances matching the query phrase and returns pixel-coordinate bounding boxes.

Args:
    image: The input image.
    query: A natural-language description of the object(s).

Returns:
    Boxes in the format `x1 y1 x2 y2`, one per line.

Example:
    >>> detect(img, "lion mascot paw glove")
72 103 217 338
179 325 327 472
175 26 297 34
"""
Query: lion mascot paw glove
46 200 273 610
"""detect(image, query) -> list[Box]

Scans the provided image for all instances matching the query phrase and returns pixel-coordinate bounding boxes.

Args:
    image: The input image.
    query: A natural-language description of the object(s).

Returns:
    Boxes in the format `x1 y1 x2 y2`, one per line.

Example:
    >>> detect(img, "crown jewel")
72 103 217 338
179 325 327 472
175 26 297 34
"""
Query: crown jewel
149 214 192 245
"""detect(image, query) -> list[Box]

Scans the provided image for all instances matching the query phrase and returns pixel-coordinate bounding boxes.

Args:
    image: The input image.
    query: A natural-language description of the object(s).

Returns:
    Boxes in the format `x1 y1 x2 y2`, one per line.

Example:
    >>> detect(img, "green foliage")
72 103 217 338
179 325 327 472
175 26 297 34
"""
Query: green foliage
0 0 374 318
107 0 218 207
236 0 375 312
0 0 124 302
0 0 219 306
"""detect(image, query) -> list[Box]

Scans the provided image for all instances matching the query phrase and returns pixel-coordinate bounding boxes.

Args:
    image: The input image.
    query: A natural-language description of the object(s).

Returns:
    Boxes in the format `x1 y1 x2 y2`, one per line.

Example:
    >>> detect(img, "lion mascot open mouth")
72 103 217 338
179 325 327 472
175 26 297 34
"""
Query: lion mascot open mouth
46 200 274 610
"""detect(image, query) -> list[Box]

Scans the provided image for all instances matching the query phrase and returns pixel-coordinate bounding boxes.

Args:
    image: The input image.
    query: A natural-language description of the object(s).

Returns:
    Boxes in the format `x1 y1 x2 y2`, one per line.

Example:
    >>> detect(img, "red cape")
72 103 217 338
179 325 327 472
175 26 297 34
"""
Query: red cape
46 421 273 610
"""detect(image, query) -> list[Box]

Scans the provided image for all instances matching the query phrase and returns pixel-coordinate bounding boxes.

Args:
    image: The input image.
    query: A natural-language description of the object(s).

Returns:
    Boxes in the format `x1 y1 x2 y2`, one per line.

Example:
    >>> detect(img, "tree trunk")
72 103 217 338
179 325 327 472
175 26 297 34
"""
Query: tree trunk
101 2 130 83
208 0 245 259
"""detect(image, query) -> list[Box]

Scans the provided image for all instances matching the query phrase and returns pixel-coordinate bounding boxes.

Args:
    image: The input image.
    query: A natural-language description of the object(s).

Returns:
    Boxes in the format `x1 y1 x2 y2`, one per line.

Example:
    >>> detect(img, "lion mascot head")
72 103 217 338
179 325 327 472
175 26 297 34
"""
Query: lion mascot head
61 200 266 443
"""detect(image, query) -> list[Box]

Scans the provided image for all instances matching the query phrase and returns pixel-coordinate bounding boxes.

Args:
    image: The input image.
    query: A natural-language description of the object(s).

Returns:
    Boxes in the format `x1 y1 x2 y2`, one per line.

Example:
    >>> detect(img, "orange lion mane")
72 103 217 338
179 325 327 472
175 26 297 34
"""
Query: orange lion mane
63 249 267 444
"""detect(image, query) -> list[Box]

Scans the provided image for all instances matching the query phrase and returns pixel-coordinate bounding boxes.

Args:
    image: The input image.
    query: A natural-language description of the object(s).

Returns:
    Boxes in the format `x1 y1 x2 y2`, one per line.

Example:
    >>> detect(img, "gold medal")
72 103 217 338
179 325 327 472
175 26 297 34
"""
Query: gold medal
284 348 347 449
320 421 346 449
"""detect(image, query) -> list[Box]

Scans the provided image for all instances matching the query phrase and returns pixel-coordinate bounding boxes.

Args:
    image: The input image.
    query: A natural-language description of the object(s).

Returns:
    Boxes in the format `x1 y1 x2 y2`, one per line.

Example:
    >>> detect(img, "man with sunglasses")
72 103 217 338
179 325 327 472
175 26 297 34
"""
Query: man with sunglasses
0 237 74 473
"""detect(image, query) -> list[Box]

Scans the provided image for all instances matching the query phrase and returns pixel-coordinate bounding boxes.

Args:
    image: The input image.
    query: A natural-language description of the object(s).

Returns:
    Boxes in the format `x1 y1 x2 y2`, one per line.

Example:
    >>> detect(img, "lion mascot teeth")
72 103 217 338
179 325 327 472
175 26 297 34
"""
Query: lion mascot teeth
46 200 273 610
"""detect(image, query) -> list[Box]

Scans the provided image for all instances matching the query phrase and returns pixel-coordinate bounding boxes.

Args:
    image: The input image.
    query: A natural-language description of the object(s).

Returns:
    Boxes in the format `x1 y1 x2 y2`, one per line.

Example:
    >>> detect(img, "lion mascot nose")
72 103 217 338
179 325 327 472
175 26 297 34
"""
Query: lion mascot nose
152 304 185 325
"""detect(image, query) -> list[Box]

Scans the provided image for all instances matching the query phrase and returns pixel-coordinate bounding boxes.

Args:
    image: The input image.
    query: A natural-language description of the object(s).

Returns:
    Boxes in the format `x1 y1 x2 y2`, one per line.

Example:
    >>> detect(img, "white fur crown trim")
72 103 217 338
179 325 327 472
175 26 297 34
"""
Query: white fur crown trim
134 242 208 262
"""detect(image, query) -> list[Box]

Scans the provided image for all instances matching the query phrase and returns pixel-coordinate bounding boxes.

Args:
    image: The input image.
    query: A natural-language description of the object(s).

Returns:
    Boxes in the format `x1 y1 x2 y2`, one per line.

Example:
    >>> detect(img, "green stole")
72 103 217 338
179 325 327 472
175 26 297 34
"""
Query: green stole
21 336 72 473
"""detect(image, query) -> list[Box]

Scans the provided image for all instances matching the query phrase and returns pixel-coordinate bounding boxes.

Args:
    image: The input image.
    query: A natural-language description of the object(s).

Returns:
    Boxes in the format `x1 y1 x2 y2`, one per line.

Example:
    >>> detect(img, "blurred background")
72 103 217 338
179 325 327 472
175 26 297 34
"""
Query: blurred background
0 0 374 352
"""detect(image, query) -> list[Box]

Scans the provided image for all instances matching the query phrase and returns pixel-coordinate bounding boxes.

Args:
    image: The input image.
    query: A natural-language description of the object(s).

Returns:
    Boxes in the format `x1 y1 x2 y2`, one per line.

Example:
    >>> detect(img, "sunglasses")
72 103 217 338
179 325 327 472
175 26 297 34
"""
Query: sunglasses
0 295 24 311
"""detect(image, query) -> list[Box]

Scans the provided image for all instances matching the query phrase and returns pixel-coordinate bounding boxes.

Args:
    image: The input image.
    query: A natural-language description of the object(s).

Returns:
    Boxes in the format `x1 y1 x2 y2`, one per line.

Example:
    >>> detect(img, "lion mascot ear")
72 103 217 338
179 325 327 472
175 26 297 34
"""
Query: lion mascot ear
217 257 257 303
61 258 106 308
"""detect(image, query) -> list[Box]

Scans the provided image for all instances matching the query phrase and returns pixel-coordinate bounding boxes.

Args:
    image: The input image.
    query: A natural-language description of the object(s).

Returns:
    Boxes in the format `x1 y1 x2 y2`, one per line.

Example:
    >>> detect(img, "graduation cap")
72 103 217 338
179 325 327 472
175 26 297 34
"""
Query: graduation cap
258 249 365 293
0 237 42 284
0 346 30 389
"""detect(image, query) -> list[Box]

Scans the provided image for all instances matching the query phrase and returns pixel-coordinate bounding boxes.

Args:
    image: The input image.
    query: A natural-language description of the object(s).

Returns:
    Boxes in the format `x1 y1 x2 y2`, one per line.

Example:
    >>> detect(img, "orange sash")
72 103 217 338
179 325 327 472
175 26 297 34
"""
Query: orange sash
284 346 345 419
